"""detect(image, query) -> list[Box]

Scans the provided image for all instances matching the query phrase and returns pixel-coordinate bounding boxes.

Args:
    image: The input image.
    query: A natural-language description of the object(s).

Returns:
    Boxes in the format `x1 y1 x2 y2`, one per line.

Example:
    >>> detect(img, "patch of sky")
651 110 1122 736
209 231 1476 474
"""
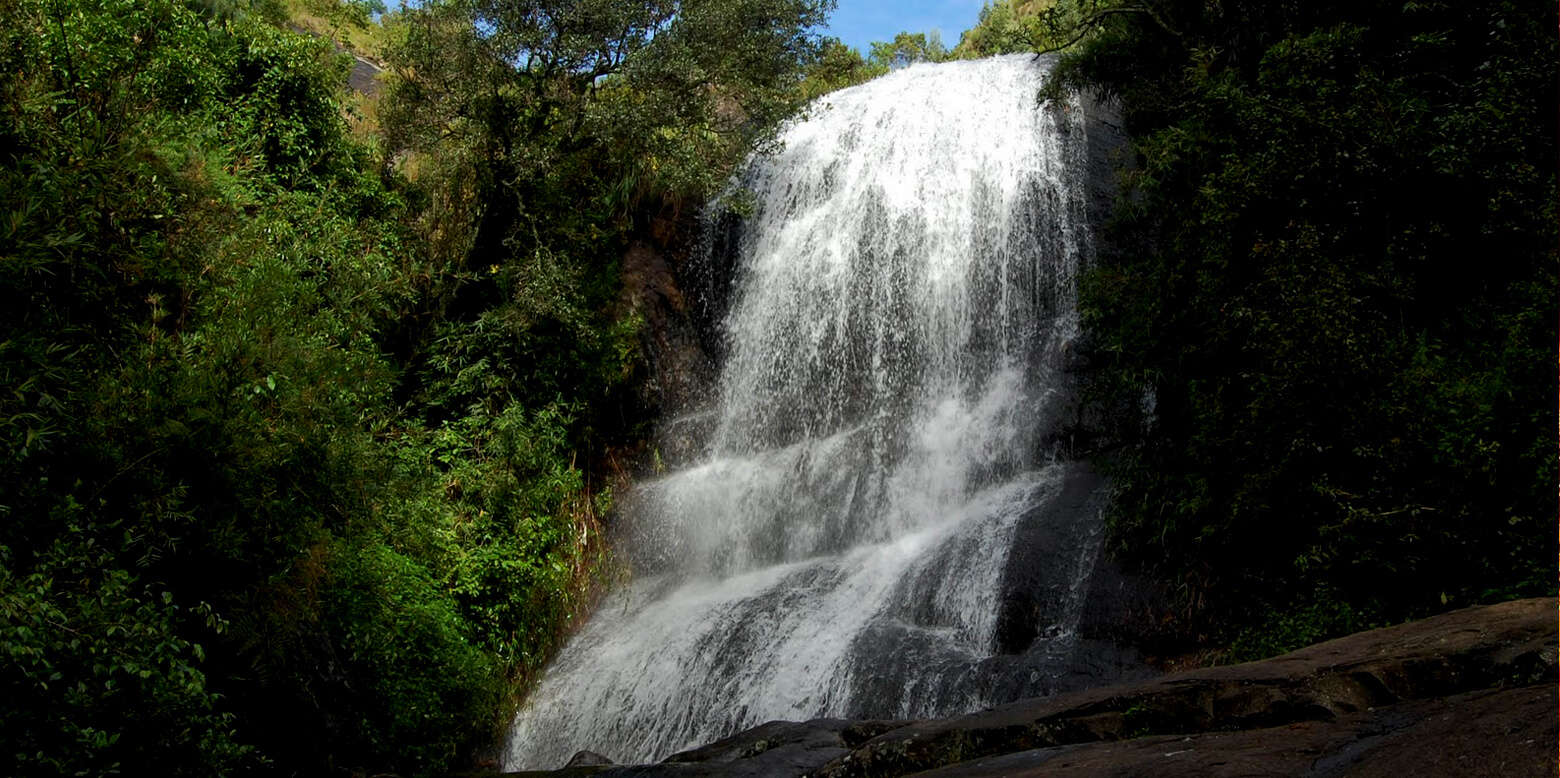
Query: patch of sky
820 0 987 55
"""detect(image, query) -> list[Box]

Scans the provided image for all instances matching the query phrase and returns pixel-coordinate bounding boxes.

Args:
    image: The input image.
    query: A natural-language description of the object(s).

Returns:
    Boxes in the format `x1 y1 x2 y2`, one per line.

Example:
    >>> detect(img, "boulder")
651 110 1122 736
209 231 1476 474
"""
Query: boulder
565 751 615 768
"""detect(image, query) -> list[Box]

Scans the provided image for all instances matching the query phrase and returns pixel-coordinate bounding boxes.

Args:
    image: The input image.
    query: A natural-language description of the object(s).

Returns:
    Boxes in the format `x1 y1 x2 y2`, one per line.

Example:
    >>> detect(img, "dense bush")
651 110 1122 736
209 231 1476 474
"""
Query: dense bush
1044 0 1557 647
0 0 823 773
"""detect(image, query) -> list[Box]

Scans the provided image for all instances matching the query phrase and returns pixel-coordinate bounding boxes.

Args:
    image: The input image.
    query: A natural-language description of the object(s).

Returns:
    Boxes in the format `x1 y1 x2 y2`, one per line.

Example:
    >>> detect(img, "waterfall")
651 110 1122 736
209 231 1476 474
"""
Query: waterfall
505 54 1111 769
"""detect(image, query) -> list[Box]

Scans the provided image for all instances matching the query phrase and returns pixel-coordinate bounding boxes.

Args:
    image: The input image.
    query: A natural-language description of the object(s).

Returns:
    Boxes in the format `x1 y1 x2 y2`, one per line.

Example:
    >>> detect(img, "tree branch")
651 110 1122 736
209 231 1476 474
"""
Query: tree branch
1030 5 1183 57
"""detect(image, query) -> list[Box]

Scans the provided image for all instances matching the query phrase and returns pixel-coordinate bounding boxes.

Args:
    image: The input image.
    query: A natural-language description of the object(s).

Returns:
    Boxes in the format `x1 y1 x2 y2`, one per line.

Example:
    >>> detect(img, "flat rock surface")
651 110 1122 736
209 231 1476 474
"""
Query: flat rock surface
908 684 1555 778
496 598 1556 778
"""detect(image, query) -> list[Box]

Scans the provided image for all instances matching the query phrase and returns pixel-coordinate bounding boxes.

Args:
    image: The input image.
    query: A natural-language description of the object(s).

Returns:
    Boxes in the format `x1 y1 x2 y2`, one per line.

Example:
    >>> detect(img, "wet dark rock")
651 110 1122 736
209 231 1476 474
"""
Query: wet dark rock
501 721 906 778
621 241 717 416
992 465 1107 656
1078 93 1129 259
819 597 1556 777
908 684 1556 778
832 462 1153 721
659 719 911 776
566 751 616 768
618 238 719 467
499 598 1555 778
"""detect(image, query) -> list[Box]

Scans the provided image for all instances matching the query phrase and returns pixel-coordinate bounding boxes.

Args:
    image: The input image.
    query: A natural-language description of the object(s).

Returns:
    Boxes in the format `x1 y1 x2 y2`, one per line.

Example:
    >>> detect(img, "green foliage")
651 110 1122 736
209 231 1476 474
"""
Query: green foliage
797 38 886 100
383 0 832 242
1 0 826 773
1227 589 1365 662
379 0 830 487
311 538 503 772
796 30 965 103
867 30 951 69
2 534 250 776
423 401 591 661
951 0 1055 58
1051 0 1557 639
797 29 960 101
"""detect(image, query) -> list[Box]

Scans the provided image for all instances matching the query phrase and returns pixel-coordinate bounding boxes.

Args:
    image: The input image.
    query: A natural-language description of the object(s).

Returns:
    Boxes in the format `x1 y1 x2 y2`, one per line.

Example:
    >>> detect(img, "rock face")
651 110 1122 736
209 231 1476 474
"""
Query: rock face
619 238 717 420
495 598 1556 777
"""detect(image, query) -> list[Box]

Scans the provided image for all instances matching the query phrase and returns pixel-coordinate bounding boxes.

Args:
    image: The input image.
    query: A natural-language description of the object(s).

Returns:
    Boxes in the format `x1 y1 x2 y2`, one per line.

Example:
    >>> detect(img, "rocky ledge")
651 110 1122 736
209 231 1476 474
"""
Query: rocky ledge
498 597 1555 777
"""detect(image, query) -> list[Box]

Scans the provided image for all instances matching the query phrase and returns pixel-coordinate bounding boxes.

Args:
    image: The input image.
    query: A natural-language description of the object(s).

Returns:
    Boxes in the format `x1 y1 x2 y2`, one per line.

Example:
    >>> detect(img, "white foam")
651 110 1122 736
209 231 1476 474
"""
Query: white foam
504 55 1095 768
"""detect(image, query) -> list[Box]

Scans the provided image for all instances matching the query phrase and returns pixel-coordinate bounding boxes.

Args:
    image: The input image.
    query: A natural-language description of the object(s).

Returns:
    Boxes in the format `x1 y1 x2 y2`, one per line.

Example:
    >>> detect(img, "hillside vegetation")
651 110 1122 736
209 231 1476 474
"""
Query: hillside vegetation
1 0 1551 774
1042 0 1556 653
0 0 825 774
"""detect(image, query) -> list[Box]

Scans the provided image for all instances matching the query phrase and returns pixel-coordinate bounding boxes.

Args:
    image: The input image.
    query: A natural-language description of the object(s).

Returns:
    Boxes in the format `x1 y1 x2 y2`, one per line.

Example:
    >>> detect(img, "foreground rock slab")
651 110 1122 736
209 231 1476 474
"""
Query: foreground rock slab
910 684 1554 778
496 598 1555 778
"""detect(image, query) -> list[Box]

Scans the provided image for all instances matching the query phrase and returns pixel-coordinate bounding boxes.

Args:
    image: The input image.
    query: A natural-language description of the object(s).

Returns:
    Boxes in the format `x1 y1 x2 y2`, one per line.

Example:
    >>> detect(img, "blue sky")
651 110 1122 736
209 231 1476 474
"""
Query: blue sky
822 0 990 56
384 1 988 60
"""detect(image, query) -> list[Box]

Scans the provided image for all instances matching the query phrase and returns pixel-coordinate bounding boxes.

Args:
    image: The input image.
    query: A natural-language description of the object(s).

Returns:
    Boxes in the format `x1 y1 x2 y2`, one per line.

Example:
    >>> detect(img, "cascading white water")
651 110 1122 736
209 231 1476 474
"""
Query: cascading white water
505 55 1105 769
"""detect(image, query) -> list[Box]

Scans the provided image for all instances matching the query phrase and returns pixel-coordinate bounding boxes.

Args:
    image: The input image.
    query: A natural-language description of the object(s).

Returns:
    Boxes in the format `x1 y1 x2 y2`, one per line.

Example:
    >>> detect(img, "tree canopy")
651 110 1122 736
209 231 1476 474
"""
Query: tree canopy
867 30 950 69
1046 0 1557 652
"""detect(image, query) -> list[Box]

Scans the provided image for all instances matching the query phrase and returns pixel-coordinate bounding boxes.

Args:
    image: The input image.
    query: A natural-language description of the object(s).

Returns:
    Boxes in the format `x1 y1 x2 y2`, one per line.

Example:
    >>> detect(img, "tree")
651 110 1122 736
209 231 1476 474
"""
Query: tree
378 0 835 473
1047 0 1557 648
384 0 831 263
867 30 950 69
951 0 1055 58
798 37 885 99
0 1 605 774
